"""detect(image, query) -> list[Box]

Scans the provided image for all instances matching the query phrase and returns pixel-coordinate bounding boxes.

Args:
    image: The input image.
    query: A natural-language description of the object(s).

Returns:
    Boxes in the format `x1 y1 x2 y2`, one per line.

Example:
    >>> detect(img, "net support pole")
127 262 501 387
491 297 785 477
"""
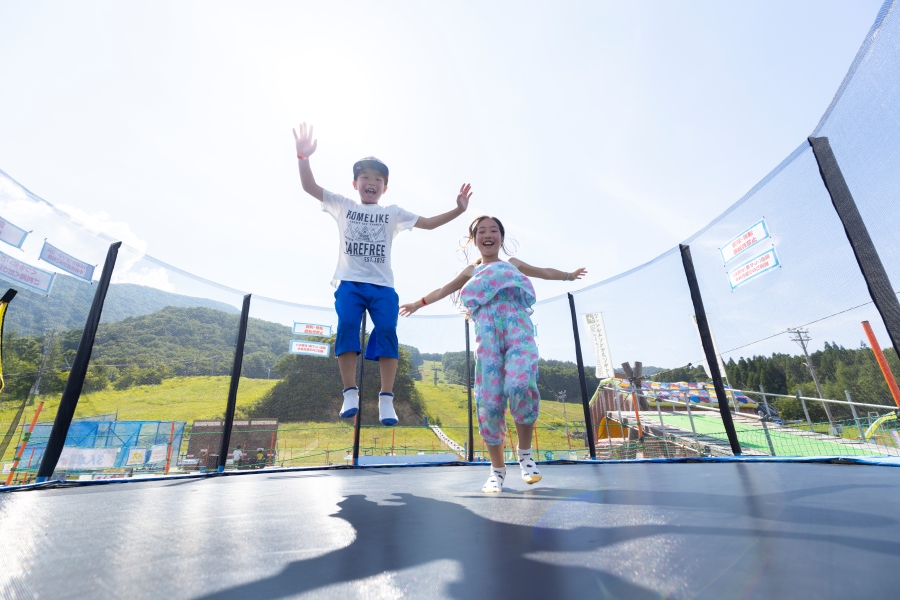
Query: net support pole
217 294 252 473
567 293 596 458
37 241 121 482
861 320 900 409
846 391 865 440
809 136 900 363
679 244 742 455
352 312 367 466
798 389 815 433
465 316 474 462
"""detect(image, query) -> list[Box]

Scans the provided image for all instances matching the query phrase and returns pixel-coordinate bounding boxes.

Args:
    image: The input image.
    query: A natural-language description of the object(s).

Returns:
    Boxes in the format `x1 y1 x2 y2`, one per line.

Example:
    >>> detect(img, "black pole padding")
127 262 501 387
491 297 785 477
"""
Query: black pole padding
0 289 16 304
809 136 900 360
37 242 121 481
679 244 742 456
217 294 252 473
352 312 366 465
567 293 596 459
465 316 474 462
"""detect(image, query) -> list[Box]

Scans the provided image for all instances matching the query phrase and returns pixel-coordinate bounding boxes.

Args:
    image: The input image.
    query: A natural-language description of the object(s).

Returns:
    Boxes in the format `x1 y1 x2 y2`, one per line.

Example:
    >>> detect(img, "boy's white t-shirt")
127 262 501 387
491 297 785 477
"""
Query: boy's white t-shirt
322 189 419 288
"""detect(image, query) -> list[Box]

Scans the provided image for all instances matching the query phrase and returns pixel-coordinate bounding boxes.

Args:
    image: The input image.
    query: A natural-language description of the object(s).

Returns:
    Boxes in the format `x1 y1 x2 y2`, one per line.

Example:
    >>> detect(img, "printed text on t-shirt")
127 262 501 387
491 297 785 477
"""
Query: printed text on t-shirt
344 210 389 262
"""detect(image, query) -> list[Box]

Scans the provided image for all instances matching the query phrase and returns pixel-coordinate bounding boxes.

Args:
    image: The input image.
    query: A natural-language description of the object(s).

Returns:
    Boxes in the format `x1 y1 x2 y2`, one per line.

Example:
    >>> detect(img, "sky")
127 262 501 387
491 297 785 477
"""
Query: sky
0 0 889 362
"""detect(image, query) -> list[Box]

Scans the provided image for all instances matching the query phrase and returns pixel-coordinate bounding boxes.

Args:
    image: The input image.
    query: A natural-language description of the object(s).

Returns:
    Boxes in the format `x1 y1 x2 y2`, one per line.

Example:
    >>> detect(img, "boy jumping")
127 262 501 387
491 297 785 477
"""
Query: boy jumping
293 122 471 426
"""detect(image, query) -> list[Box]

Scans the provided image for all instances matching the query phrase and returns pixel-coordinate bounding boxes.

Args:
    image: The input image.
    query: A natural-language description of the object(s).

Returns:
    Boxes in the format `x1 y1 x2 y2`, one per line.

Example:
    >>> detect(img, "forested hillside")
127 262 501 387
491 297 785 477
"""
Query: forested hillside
2 275 239 336
0 306 294 401
723 342 900 420
246 336 424 424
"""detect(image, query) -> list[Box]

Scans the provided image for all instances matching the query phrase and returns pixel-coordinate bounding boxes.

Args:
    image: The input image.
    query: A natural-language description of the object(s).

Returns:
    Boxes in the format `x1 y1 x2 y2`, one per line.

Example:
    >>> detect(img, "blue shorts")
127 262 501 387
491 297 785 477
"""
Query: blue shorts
334 281 399 361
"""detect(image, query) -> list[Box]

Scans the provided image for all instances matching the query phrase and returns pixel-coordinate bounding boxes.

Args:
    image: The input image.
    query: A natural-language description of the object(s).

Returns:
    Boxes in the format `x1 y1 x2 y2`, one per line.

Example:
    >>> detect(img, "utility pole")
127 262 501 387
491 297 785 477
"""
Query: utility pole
788 328 835 426
431 363 441 386
209 355 221 376
32 330 55 400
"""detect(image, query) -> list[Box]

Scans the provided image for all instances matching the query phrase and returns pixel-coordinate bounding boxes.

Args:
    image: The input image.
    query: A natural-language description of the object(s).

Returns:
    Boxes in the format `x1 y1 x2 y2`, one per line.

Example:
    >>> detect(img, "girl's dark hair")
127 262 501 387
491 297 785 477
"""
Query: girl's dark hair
460 215 515 265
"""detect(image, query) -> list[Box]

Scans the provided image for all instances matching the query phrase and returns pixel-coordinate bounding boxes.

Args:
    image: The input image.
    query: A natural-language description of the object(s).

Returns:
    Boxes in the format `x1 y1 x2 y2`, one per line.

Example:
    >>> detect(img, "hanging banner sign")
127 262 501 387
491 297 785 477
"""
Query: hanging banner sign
126 448 148 465
39 241 95 282
290 340 331 357
0 250 55 294
720 219 770 264
727 247 780 290
0 216 28 249
148 444 169 463
292 322 332 336
583 312 615 379
56 447 119 470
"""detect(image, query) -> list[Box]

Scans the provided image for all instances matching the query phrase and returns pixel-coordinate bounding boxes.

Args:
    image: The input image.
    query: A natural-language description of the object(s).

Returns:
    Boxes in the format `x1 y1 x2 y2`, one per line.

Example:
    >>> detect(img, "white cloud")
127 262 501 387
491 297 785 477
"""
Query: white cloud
112 266 175 292
54 204 147 253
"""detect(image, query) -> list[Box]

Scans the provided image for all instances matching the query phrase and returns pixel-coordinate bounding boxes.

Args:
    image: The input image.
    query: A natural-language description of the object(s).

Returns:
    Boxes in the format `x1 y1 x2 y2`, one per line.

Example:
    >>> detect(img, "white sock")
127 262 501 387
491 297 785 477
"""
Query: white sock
482 466 507 493
379 392 398 426
340 387 359 418
518 448 541 484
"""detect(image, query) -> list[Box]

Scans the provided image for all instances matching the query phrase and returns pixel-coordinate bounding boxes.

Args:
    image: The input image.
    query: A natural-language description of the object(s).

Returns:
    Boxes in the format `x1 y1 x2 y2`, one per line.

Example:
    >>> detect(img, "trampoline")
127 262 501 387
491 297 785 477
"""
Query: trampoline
4 2 900 599
2 460 900 598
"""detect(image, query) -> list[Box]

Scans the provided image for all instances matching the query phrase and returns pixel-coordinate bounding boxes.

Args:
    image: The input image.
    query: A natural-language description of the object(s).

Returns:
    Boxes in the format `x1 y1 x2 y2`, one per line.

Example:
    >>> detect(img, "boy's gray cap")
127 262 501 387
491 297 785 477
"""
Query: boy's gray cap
353 156 389 181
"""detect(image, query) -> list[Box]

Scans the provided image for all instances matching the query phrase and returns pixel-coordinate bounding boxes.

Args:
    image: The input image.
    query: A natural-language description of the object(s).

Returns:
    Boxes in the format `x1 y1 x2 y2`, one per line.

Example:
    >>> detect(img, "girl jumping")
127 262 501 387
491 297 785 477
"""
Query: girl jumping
400 216 586 493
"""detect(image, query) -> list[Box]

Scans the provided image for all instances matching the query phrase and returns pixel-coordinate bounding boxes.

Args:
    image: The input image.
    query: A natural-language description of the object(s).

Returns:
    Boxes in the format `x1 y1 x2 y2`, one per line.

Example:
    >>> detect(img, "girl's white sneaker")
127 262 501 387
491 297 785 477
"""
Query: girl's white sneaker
482 467 507 493
518 448 542 484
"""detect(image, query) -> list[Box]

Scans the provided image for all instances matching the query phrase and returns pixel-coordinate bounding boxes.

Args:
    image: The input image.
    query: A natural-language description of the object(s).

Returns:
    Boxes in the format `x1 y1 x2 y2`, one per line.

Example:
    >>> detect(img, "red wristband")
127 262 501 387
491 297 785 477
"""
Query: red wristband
421 296 428 306
297 153 308 160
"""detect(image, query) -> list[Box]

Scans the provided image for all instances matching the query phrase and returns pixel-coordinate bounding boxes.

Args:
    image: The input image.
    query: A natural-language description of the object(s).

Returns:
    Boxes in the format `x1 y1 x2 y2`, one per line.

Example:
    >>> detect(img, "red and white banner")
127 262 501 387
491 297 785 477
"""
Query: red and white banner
39 241 95 281
720 219 770 264
0 250 55 294
727 247 780 290
292 322 332 336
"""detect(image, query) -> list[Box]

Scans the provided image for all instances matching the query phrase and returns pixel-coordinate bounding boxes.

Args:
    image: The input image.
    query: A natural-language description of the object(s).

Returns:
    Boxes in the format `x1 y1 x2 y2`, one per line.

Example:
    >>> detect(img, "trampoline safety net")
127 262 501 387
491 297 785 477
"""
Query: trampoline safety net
3 0 900 485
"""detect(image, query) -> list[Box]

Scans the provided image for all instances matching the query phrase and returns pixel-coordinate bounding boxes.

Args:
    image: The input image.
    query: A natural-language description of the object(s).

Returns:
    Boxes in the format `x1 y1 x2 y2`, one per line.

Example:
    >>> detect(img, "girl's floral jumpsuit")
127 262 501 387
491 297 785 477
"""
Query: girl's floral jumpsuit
460 262 540 446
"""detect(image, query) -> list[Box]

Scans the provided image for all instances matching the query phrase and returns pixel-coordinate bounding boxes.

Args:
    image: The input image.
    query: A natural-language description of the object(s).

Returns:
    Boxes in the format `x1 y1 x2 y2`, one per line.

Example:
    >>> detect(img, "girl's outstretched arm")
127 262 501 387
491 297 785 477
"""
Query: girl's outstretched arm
400 265 475 316
509 258 587 282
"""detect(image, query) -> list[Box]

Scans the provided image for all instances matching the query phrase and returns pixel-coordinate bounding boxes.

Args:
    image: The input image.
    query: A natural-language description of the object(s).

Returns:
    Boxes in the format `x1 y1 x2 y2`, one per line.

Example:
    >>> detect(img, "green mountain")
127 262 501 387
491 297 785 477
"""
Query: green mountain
2 274 239 336
1 306 294 402
88 306 290 374
247 339 424 424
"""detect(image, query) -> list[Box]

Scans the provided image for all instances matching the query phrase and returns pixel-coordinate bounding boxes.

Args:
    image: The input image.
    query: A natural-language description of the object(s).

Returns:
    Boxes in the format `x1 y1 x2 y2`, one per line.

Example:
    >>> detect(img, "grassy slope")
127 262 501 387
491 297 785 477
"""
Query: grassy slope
2 376 592 466
416 380 590 459
0 376 278 424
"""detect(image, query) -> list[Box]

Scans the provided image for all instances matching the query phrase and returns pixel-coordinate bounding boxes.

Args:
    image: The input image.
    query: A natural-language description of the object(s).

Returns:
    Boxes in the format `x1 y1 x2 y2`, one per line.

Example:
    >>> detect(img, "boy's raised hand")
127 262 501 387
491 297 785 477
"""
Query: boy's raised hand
293 122 318 158
457 183 472 212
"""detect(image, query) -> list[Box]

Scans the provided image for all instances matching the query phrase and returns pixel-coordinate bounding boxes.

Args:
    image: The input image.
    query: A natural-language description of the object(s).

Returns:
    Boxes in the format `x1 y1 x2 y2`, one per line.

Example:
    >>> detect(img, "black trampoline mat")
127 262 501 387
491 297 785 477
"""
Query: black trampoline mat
1 462 898 599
